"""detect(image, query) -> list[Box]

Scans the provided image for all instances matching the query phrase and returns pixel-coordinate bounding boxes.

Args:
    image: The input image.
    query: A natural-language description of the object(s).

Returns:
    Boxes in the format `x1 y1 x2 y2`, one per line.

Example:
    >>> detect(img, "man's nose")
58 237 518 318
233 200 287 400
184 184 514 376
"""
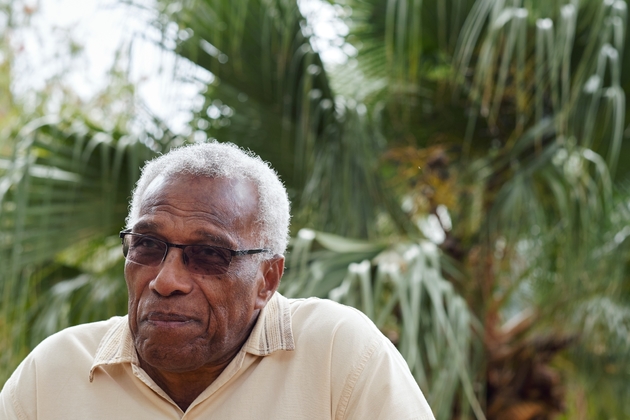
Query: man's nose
150 248 194 296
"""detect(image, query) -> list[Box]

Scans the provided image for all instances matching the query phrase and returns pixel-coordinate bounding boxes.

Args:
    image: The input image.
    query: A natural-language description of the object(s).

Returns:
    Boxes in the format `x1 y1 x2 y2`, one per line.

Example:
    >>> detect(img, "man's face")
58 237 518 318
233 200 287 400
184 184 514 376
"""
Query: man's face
124 174 280 374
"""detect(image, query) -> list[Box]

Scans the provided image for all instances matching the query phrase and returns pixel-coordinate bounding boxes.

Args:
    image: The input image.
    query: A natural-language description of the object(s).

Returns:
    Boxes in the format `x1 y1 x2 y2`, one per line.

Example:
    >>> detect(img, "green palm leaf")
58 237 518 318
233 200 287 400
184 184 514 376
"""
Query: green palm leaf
0 112 162 383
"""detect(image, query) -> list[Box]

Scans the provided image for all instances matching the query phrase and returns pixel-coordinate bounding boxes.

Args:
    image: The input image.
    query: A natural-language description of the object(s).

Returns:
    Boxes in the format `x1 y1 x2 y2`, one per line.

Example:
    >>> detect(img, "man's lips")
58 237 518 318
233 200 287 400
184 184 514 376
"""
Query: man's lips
144 312 199 326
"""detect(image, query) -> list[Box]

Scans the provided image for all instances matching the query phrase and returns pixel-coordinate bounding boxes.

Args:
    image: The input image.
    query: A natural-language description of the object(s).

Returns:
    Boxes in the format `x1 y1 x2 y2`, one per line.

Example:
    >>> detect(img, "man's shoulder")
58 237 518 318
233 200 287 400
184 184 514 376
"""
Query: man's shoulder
29 316 126 361
1 317 130 419
287 297 374 325
285 297 385 350
279 297 434 419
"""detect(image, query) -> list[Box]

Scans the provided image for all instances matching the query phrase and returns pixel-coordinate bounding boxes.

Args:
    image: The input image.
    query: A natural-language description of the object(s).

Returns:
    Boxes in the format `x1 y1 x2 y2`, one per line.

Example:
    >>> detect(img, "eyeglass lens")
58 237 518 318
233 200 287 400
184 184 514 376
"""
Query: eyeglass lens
122 234 233 275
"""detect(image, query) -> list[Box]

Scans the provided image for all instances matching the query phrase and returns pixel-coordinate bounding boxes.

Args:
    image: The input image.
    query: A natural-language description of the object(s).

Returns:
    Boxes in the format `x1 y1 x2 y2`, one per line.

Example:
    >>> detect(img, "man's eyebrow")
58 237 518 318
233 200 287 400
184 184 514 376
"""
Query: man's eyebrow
132 221 159 232
196 231 237 249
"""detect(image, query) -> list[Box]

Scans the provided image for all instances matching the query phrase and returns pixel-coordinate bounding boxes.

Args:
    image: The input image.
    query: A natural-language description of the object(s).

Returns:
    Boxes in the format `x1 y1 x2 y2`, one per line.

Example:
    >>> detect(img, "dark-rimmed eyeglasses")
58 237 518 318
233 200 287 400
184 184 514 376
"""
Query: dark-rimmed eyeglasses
119 229 270 275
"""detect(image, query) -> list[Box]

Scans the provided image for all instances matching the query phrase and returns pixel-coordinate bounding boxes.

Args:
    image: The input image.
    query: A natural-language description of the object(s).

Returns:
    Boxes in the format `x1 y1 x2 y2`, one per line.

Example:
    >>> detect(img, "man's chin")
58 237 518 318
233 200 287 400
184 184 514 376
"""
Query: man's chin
134 331 212 373
137 344 209 374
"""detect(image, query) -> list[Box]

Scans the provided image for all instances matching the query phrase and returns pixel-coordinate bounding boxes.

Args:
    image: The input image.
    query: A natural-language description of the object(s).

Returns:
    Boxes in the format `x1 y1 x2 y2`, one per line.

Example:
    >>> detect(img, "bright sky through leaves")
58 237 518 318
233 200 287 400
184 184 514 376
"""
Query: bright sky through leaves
11 0 351 133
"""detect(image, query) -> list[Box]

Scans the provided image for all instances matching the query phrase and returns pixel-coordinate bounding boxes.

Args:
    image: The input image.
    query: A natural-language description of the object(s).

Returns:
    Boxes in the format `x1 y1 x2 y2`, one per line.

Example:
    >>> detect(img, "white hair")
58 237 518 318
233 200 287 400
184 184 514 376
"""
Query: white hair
126 142 291 255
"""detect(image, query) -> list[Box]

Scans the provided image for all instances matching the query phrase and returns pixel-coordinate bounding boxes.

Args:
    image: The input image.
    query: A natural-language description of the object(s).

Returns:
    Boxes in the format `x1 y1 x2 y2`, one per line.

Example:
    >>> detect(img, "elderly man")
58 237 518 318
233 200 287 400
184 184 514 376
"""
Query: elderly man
0 142 434 419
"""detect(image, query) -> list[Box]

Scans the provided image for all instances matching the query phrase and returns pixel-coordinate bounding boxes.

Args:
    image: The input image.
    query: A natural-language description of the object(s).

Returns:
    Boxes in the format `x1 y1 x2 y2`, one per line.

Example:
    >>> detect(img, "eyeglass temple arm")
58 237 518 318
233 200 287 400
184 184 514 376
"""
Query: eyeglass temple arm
233 249 271 256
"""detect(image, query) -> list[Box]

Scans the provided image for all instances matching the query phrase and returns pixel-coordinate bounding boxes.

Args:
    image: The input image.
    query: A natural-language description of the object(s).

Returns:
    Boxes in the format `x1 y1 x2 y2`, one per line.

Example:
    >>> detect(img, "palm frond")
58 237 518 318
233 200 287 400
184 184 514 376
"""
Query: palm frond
0 113 160 383
155 0 407 238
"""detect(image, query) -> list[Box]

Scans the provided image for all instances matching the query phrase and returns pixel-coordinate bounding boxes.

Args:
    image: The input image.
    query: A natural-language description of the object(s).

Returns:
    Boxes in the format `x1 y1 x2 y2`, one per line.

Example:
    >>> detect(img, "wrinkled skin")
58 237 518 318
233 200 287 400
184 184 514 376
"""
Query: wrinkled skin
124 174 284 410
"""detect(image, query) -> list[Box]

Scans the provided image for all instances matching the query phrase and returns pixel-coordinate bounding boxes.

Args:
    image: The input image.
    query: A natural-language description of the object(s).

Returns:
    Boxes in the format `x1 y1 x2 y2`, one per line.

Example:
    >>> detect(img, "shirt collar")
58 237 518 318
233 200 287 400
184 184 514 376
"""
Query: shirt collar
241 291 295 355
89 316 137 382
89 292 294 381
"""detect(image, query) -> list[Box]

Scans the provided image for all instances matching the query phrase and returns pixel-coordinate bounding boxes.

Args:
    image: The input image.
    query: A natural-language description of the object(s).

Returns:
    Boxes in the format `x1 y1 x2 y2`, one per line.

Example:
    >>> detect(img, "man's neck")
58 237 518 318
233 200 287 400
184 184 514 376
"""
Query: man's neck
139 357 234 412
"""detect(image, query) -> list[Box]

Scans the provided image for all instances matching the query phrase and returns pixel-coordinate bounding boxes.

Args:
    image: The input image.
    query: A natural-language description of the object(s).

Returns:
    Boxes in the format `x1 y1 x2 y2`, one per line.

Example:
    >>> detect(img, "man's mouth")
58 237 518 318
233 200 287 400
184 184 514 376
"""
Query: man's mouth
145 312 197 327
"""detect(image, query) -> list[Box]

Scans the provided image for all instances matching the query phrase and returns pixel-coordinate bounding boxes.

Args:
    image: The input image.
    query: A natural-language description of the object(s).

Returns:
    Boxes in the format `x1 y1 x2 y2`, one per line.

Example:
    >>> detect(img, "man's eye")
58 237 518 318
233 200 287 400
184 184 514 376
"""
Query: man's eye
136 237 161 249
199 246 221 257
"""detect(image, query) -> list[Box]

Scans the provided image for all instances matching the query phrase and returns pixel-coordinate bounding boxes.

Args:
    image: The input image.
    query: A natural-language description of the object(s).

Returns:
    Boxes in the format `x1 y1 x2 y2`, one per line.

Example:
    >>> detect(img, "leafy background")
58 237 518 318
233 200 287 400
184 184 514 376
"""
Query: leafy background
1 0 630 419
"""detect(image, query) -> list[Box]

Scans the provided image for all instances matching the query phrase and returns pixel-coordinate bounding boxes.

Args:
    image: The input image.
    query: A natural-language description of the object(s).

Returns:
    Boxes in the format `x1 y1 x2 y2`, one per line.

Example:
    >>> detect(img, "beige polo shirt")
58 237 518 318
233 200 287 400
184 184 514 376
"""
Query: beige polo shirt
1 293 434 419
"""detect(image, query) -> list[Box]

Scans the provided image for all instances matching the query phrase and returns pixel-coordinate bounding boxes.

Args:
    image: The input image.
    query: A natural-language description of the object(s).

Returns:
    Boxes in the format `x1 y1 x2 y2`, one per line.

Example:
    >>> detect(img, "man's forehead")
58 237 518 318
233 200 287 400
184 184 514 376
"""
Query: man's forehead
135 173 260 245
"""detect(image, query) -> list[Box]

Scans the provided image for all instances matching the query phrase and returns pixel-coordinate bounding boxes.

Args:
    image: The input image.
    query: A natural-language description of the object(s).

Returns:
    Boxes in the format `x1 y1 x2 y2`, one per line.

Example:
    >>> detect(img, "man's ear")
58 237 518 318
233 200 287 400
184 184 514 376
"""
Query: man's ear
255 255 284 309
